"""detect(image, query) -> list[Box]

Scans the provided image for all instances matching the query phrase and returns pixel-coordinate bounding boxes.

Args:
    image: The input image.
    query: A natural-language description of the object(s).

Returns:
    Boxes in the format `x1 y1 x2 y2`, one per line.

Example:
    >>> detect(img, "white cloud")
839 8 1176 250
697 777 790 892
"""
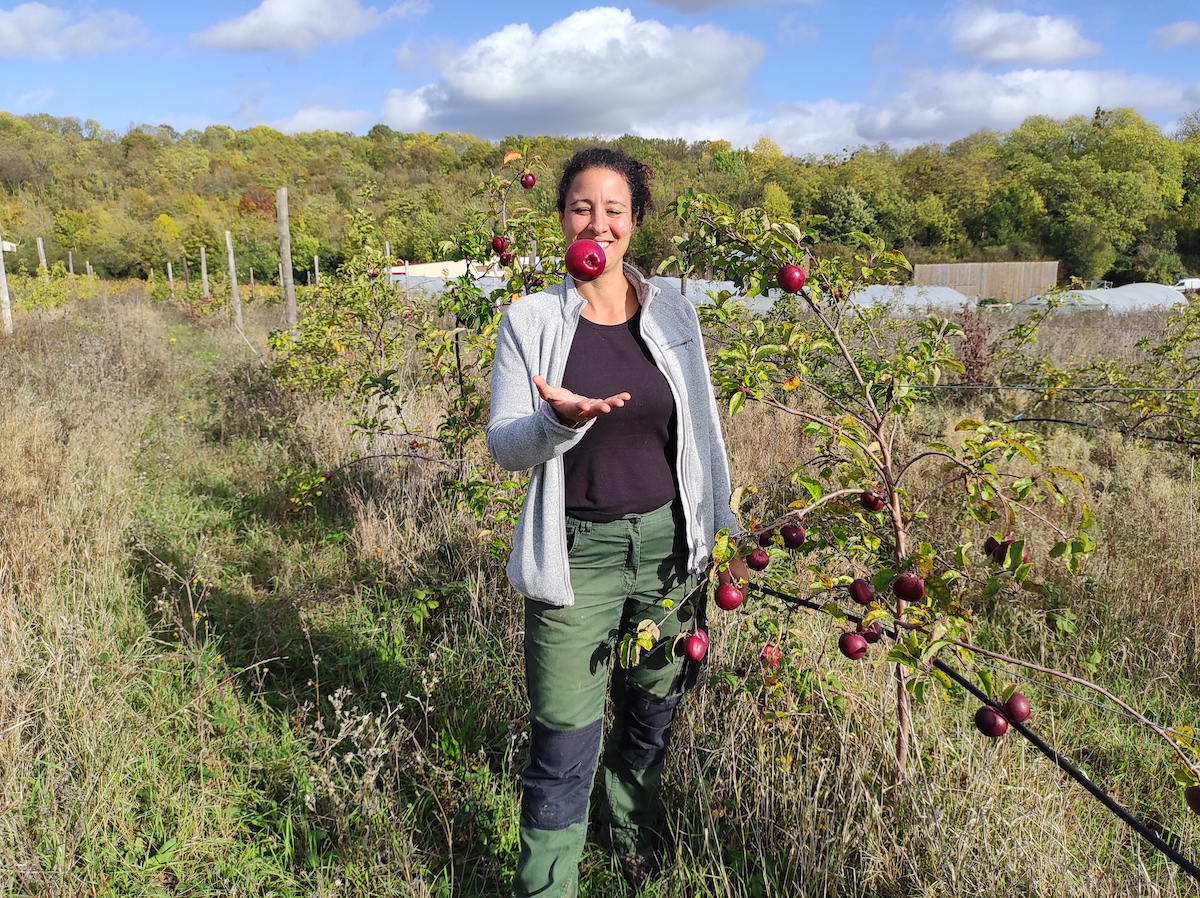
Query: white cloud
0 3 146 58
633 100 861 157
1152 21 1200 49
11 86 53 110
381 7 764 137
193 0 425 53
951 7 1101 65
855 68 1200 144
659 68 1200 156
648 0 815 10
271 105 374 133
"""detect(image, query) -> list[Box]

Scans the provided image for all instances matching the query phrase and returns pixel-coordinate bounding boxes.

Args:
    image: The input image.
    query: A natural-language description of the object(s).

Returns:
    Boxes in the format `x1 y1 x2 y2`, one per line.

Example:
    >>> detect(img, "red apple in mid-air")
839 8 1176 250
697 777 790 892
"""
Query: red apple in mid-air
838 631 868 660
860 489 886 512
747 548 770 571
857 621 883 644
499 252 514 266
1003 692 1031 723
776 264 806 294
492 236 509 254
565 239 606 282
849 578 874 606
715 582 744 611
683 628 709 662
757 528 776 547
781 524 806 549
1186 785 1200 815
975 705 1009 738
892 572 925 603
760 643 782 668
521 172 536 189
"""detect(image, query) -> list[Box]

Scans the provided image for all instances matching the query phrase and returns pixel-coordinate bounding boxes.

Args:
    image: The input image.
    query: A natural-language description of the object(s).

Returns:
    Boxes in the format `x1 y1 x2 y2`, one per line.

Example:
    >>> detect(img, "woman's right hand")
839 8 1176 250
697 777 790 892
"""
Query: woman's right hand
533 375 630 426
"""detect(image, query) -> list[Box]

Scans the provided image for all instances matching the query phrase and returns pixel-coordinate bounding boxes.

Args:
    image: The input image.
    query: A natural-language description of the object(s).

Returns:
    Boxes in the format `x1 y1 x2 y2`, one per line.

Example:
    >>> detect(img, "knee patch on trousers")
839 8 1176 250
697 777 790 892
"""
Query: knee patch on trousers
521 718 603 831
618 688 682 771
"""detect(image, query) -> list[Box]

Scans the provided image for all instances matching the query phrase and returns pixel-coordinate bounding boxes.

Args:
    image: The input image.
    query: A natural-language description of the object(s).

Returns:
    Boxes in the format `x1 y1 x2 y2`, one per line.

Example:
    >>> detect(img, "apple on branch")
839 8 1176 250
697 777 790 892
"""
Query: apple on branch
715 582 743 611
776 264 806 294
781 524 805 549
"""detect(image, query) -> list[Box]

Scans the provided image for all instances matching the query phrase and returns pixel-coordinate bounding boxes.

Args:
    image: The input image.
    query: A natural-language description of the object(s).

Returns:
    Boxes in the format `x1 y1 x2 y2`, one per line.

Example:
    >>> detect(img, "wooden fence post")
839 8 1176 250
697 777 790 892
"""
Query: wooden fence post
0 230 12 336
384 240 391 258
276 187 297 329
36 237 49 283
200 246 210 297
68 251 74 279
86 260 92 277
249 268 255 301
314 255 320 284
225 231 243 329
167 261 175 298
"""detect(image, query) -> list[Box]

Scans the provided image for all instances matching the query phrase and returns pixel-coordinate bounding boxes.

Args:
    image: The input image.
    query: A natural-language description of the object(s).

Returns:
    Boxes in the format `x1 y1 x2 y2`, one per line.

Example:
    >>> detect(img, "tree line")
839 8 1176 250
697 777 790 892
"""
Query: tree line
0 105 1198 286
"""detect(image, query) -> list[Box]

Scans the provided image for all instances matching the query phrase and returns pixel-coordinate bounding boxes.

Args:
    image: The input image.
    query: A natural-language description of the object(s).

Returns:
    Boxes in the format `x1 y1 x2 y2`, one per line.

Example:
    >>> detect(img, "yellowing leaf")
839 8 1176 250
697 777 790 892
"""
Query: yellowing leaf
783 375 801 391
503 150 523 164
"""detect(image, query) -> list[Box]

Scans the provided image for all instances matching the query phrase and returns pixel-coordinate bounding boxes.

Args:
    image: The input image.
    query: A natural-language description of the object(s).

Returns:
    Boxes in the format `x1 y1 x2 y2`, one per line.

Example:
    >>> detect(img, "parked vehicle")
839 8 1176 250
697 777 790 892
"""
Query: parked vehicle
1172 277 1200 291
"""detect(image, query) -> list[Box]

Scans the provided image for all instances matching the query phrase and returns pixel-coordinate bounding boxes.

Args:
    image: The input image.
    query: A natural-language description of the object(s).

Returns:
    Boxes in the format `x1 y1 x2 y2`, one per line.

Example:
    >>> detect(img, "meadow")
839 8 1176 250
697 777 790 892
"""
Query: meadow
2 279 1199 898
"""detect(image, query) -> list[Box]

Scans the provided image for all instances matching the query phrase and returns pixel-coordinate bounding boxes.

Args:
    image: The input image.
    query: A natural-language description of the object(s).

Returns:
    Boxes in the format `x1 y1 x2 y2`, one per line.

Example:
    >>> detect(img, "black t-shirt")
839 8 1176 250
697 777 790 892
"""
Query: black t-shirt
561 308 678 522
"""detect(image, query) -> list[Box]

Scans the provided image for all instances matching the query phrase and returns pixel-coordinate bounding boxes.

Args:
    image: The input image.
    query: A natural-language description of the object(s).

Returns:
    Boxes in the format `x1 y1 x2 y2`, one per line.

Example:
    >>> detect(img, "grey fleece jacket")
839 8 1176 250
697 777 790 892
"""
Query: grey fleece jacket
486 264 738 606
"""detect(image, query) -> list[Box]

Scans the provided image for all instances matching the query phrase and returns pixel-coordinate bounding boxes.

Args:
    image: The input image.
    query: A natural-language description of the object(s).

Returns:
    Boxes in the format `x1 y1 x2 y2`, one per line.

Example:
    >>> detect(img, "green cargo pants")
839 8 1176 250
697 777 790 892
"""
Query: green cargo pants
512 500 702 898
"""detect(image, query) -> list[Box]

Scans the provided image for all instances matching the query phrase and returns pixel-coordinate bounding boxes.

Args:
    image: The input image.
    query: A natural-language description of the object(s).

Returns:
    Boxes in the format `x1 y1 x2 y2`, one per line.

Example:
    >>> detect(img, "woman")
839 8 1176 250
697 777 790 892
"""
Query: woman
487 147 746 897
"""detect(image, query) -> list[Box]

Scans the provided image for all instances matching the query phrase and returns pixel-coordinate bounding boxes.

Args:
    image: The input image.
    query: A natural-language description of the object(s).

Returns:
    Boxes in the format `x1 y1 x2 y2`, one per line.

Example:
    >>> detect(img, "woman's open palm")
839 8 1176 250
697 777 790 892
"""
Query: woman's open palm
532 375 630 426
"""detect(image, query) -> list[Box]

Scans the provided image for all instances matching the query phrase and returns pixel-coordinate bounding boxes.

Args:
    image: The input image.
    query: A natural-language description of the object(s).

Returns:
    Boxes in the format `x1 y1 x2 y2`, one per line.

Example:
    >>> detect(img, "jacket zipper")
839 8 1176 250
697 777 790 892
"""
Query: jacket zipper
639 287 700 571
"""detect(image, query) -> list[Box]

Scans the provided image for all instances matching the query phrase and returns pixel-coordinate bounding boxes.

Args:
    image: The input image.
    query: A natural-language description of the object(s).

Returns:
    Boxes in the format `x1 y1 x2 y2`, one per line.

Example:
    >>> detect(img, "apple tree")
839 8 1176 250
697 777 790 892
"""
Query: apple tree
662 189 1120 781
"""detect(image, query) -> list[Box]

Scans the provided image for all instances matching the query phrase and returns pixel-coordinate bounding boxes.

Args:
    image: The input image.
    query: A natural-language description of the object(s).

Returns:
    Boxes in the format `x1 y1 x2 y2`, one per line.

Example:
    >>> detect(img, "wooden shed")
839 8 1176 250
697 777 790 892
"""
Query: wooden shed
913 261 1059 303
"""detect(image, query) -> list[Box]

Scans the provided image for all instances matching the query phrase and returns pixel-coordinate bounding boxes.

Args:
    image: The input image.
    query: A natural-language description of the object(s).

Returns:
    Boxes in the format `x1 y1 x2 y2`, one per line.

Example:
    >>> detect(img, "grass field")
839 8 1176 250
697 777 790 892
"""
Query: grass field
2 285 1199 897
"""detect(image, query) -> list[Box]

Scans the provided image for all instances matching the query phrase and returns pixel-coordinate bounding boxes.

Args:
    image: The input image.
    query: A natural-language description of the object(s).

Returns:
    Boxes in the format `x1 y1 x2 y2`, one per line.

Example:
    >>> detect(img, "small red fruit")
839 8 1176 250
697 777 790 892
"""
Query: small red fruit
715 582 744 611
990 538 1030 565
683 628 709 663
521 172 536 189
746 548 770 571
757 528 776 547
838 631 868 660
776 264 806 294
760 643 782 668
500 252 514 266
849 578 874 606
857 621 883 644
492 236 509 254
565 238 606 281
975 705 1009 738
1003 692 1031 723
860 489 886 512
781 524 806 549
323 471 334 480
892 572 925 603
1186 785 1200 815
409 440 420 450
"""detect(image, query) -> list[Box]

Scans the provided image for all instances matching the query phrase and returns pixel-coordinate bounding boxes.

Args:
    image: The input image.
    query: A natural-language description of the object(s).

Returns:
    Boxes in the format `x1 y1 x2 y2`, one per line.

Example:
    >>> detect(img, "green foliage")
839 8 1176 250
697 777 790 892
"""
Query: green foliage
4 107 1200 290
665 192 1098 772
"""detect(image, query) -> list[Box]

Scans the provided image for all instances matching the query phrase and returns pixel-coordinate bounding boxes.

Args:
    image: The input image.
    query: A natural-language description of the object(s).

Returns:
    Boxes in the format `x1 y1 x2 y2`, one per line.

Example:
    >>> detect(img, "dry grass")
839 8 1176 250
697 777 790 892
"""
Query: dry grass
1 288 1199 896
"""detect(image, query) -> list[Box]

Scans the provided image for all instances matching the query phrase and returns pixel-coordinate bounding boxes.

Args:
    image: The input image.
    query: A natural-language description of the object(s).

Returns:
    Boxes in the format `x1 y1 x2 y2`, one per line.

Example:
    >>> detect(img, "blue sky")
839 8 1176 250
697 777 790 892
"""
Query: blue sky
2 0 1199 154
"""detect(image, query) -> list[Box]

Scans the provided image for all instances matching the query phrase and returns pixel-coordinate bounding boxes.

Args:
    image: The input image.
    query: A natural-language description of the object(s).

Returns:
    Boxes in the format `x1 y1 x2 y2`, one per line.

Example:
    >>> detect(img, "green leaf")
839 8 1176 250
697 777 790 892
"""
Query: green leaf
976 669 995 698
794 475 824 501
871 569 897 592
821 602 848 621
729 390 746 417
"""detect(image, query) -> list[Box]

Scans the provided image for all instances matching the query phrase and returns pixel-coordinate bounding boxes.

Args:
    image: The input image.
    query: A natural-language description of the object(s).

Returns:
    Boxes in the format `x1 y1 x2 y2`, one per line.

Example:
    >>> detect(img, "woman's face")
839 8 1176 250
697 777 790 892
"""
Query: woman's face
559 166 634 272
